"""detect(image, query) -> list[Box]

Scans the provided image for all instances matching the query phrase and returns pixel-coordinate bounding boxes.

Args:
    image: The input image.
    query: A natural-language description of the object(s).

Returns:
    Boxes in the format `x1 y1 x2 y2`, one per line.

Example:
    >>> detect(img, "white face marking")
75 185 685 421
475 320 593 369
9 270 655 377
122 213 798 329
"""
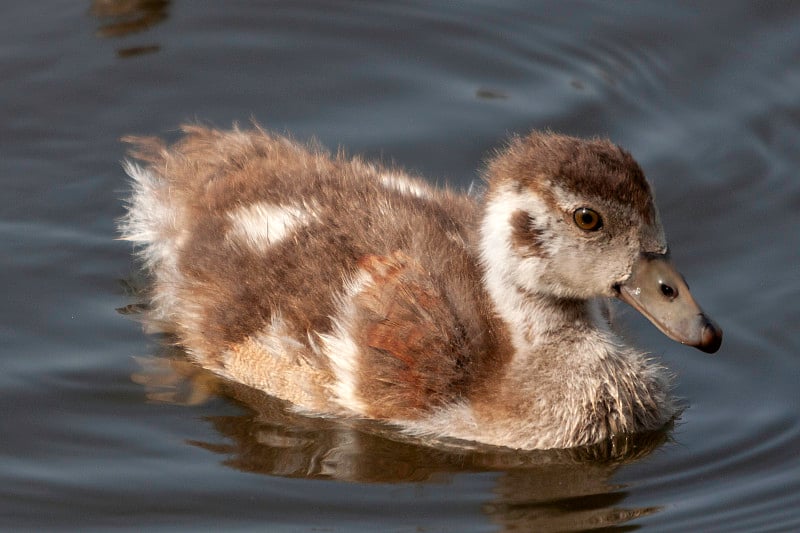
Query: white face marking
479 185 558 351
315 269 373 415
480 185 555 290
226 202 312 250
379 172 432 199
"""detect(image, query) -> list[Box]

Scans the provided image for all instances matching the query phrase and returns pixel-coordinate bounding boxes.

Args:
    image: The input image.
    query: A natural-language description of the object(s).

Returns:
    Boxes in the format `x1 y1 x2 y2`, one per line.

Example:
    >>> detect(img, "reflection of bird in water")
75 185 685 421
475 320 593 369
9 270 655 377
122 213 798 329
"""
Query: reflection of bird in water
132 351 667 530
120 124 721 450
90 0 169 57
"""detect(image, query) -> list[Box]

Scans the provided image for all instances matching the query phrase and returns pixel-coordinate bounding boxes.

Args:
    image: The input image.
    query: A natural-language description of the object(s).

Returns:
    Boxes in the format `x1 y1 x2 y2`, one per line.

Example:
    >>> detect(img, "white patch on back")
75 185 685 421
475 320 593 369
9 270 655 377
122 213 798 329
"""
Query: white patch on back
379 172 432 199
227 202 312 250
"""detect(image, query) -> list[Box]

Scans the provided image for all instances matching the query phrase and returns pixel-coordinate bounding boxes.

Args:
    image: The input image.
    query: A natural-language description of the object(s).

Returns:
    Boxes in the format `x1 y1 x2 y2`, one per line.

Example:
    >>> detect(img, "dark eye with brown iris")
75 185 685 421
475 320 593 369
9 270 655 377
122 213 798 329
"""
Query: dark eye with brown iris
573 207 603 231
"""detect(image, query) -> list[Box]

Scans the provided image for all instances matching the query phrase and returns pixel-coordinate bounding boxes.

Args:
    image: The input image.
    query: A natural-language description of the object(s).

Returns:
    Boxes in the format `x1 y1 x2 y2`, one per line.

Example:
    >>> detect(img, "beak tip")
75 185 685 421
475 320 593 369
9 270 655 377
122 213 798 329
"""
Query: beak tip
697 319 723 354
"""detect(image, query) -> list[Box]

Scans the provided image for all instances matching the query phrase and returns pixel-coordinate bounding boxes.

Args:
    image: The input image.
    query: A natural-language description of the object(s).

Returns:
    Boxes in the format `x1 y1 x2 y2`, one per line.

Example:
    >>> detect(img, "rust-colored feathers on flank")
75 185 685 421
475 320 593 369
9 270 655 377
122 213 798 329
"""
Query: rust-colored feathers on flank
352 251 480 419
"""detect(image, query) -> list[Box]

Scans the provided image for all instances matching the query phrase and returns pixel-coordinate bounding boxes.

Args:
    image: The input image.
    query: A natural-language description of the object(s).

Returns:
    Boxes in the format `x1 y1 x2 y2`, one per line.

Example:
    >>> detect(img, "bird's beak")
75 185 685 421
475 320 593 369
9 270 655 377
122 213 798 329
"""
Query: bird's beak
615 253 722 353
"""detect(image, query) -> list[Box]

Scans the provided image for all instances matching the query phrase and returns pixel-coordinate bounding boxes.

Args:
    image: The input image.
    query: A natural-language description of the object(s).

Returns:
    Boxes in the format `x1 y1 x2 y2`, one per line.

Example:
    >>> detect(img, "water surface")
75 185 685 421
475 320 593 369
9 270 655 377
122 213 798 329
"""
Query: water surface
2 1 798 531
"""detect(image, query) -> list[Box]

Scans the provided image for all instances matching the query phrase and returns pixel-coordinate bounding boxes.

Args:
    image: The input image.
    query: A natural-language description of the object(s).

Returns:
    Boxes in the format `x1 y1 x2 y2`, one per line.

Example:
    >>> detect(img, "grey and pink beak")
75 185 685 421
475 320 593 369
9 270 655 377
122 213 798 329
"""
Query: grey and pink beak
615 253 722 353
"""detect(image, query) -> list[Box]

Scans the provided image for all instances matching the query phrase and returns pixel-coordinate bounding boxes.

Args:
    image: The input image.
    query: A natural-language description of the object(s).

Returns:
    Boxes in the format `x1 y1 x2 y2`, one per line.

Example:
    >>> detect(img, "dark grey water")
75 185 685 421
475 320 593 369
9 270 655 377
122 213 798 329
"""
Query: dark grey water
2 1 798 531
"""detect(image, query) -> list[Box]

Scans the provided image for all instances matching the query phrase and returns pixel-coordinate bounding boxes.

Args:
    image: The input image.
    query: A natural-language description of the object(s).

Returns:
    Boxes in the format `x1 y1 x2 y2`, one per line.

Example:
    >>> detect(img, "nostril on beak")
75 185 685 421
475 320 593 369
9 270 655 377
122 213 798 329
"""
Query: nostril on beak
659 282 676 300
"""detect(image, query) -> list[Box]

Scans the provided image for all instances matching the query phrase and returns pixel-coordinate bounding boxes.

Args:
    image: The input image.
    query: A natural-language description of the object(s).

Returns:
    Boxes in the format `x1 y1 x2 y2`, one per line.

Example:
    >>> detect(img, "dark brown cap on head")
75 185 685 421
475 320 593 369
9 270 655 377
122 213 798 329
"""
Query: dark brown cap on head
486 132 657 223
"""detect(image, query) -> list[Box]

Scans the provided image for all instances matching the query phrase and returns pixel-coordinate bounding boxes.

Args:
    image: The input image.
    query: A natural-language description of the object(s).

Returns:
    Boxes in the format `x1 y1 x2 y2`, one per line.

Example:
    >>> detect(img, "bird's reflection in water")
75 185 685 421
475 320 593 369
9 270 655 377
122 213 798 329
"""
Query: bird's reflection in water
134 347 668 530
89 0 170 57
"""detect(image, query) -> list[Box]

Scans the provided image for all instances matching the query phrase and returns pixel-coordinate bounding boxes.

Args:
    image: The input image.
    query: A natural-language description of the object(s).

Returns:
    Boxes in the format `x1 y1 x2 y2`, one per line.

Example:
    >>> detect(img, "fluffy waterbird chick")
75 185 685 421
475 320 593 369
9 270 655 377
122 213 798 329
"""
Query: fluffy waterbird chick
120 125 722 450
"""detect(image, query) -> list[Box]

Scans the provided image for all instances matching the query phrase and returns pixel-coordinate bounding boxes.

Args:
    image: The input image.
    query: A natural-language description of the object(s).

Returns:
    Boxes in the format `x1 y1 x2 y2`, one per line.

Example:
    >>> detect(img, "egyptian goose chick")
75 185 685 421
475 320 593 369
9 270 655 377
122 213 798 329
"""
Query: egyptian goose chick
120 125 722 450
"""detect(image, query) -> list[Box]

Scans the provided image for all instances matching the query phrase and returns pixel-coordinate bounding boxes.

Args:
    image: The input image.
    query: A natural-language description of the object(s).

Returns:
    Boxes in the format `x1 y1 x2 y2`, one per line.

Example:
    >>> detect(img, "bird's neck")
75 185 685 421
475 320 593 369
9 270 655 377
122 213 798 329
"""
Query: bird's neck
489 280 605 356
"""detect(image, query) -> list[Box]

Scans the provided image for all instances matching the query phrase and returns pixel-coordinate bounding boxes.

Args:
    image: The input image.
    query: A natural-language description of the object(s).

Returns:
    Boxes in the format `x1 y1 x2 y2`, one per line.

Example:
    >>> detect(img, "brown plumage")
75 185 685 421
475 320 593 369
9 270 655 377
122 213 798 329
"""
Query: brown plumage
120 124 721 450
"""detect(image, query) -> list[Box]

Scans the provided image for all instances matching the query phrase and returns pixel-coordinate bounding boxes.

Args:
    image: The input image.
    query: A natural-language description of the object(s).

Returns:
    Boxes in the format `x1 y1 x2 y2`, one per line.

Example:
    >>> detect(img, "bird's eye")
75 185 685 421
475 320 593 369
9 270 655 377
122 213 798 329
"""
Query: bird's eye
573 207 603 231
